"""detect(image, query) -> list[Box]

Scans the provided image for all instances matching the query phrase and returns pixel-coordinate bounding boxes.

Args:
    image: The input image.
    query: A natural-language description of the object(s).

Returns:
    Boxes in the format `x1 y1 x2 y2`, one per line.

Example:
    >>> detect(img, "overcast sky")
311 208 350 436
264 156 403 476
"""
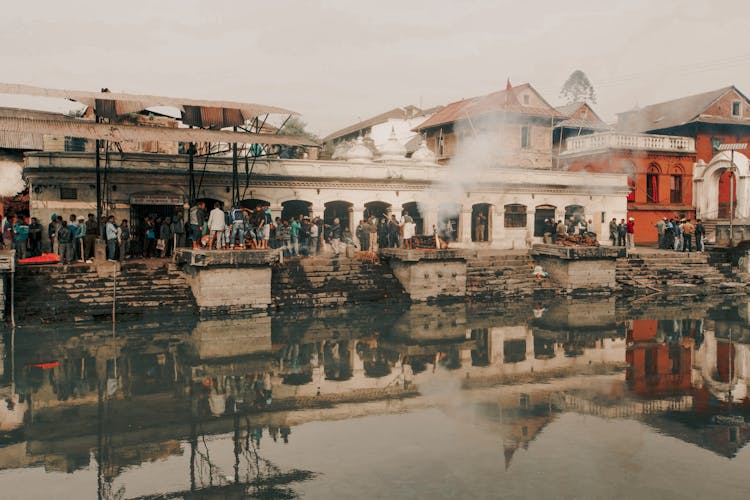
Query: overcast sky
2 0 749 136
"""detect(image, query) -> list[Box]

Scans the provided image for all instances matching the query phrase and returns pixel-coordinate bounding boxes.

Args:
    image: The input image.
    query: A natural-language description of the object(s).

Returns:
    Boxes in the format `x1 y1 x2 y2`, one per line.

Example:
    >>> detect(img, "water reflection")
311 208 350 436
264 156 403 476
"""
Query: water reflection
1 297 750 498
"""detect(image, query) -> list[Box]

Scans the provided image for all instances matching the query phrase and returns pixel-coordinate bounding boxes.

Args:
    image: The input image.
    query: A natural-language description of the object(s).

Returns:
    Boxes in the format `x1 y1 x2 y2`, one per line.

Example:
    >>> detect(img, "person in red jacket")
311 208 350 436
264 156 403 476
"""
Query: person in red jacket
626 217 635 250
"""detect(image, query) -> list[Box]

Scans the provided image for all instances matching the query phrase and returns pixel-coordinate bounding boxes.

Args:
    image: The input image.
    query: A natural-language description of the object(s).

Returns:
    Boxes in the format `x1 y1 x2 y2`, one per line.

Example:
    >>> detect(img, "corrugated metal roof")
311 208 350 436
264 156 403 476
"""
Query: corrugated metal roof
0 107 80 150
414 83 564 131
0 116 318 147
0 82 297 126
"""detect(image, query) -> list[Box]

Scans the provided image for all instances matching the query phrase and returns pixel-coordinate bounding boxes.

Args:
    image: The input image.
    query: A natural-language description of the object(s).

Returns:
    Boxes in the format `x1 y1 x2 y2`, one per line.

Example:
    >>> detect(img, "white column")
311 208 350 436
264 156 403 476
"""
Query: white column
421 203 436 235
459 207 472 243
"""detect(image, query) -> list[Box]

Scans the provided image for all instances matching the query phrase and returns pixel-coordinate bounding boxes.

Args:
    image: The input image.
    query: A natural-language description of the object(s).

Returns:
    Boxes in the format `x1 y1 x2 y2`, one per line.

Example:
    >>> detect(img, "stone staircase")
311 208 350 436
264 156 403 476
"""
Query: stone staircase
14 260 197 323
464 250 555 299
616 250 748 294
271 254 408 309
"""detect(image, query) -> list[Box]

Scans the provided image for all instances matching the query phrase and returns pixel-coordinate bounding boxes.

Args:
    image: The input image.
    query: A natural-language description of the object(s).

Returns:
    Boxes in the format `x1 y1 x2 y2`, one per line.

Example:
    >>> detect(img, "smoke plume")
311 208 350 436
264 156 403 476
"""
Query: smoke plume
0 160 26 197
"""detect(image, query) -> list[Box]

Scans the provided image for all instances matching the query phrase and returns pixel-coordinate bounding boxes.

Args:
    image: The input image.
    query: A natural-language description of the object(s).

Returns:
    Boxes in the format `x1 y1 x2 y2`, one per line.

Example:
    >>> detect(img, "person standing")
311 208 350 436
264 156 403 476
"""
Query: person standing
159 217 173 257
229 206 245 249
695 219 706 252
13 216 29 260
626 217 635 250
309 218 319 256
474 211 487 242
48 214 61 255
118 219 131 262
330 217 342 256
1 214 12 250
28 217 43 257
207 202 226 249
57 220 74 264
608 218 618 246
368 215 379 253
189 201 206 249
84 213 98 262
68 214 79 261
543 218 554 244
654 217 666 249
682 219 695 252
356 220 369 251
105 215 118 261
172 211 186 249
289 216 301 256
617 219 627 247
556 219 567 243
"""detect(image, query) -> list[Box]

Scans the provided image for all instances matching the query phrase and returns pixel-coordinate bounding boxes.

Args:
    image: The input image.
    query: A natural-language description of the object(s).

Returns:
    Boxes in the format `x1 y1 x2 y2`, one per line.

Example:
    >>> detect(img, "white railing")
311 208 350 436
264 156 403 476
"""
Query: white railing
563 132 695 154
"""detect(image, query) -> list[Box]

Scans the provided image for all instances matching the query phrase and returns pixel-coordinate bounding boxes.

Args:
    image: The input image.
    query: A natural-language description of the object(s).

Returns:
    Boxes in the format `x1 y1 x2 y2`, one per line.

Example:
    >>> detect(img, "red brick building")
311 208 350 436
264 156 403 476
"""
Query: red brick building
617 86 750 225
558 132 696 243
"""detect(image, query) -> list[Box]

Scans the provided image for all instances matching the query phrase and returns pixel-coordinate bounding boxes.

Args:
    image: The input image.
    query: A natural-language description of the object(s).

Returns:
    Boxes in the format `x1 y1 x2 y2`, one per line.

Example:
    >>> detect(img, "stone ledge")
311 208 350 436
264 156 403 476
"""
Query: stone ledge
531 244 623 260
380 248 466 262
175 248 280 267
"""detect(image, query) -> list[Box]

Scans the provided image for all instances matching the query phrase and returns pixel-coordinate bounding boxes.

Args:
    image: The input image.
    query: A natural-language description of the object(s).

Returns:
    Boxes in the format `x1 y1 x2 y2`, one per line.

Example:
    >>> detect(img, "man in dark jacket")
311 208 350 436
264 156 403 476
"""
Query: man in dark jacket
57 220 74 265
84 213 98 262
28 217 43 257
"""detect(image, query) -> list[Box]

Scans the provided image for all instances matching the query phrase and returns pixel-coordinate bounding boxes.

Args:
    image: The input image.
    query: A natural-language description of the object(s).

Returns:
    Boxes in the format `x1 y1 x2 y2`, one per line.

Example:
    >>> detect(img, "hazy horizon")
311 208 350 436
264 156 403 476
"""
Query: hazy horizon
1 0 749 136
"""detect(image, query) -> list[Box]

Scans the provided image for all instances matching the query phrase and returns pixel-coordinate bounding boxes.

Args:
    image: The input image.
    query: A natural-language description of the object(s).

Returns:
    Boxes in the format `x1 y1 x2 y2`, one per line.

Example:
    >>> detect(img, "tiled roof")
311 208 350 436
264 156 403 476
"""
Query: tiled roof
616 86 741 133
414 83 564 131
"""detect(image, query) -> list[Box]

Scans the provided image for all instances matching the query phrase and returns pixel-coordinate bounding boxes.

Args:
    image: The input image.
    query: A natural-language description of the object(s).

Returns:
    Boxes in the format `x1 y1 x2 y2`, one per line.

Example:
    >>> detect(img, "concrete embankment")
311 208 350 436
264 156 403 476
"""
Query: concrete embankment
5 246 750 324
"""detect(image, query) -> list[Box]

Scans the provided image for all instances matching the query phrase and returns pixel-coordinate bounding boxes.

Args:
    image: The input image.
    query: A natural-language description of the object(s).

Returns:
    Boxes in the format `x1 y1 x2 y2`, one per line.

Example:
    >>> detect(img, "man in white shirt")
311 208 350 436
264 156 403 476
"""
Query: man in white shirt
207 202 226 249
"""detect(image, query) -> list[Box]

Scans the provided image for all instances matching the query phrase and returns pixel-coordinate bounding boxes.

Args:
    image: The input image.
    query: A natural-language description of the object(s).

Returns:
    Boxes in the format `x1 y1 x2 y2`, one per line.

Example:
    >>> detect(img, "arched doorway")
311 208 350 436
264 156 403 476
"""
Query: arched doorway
438 202 460 241
471 203 491 242
401 202 423 235
564 204 585 224
646 164 661 203
324 200 352 233
282 200 312 222
718 170 737 219
239 198 269 210
364 201 391 221
534 205 556 237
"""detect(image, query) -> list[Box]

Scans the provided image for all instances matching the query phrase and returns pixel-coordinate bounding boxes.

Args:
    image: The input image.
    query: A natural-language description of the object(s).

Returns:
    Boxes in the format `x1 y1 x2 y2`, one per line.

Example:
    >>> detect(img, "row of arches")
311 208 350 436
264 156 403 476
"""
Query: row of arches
192 197 589 243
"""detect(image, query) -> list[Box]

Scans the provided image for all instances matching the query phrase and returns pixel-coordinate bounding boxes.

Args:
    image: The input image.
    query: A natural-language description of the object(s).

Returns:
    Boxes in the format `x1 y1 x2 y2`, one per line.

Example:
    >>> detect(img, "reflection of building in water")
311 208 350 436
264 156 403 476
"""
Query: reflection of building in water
624 309 750 458
7 300 750 493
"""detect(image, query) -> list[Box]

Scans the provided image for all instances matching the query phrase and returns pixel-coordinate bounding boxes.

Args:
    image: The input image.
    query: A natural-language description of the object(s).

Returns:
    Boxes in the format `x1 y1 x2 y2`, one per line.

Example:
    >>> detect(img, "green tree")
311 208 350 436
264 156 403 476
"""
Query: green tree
277 116 319 159
560 70 597 104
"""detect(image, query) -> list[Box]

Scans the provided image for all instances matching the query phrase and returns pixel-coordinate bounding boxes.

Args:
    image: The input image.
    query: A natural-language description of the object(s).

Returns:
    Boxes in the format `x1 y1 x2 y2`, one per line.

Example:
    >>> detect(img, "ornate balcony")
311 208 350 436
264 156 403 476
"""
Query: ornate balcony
562 132 695 155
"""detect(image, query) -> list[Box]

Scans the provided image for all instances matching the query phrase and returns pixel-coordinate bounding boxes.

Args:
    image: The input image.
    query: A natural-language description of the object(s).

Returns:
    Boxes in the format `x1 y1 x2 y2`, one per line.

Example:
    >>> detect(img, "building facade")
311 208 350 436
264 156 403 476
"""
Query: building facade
23 145 628 251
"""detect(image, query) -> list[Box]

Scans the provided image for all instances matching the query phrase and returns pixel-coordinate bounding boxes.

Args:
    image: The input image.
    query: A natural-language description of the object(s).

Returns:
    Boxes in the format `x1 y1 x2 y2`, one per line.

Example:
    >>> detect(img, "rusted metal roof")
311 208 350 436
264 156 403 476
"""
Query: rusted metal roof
0 107 81 150
414 83 564 131
0 82 297 126
0 115 318 146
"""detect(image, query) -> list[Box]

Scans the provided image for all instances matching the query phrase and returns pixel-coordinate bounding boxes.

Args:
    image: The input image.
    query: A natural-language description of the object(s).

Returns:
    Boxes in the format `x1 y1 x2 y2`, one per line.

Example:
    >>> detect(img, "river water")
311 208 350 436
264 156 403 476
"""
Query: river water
1 296 750 499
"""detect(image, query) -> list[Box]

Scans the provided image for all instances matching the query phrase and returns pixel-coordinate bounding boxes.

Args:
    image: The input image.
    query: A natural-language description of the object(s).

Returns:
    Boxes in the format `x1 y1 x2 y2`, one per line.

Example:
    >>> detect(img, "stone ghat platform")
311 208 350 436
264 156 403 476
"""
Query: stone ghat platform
175 248 280 267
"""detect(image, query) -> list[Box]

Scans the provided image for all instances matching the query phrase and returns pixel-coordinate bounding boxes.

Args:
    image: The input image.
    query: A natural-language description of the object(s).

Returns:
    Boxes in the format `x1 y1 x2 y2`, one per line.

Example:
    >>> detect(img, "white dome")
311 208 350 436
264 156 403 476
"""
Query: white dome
411 139 437 165
345 136 373 162
331 140 350 160
376 129 407 161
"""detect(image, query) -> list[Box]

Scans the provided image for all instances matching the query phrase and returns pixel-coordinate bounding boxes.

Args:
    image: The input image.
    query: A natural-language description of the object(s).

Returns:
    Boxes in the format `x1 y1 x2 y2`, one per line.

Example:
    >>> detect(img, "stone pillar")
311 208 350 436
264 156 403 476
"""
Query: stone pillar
459 206 472 244
490 327 505 364
270 204 282 222
311 205 325 220
421 204 437 236
738 175 750 219
525 329 534 360
693 178 704 220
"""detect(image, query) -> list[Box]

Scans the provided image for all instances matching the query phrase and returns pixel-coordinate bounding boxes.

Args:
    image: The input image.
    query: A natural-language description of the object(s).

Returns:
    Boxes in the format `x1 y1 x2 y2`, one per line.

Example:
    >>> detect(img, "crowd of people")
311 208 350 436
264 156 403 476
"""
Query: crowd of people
187 201 420 257
652 217 706 252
